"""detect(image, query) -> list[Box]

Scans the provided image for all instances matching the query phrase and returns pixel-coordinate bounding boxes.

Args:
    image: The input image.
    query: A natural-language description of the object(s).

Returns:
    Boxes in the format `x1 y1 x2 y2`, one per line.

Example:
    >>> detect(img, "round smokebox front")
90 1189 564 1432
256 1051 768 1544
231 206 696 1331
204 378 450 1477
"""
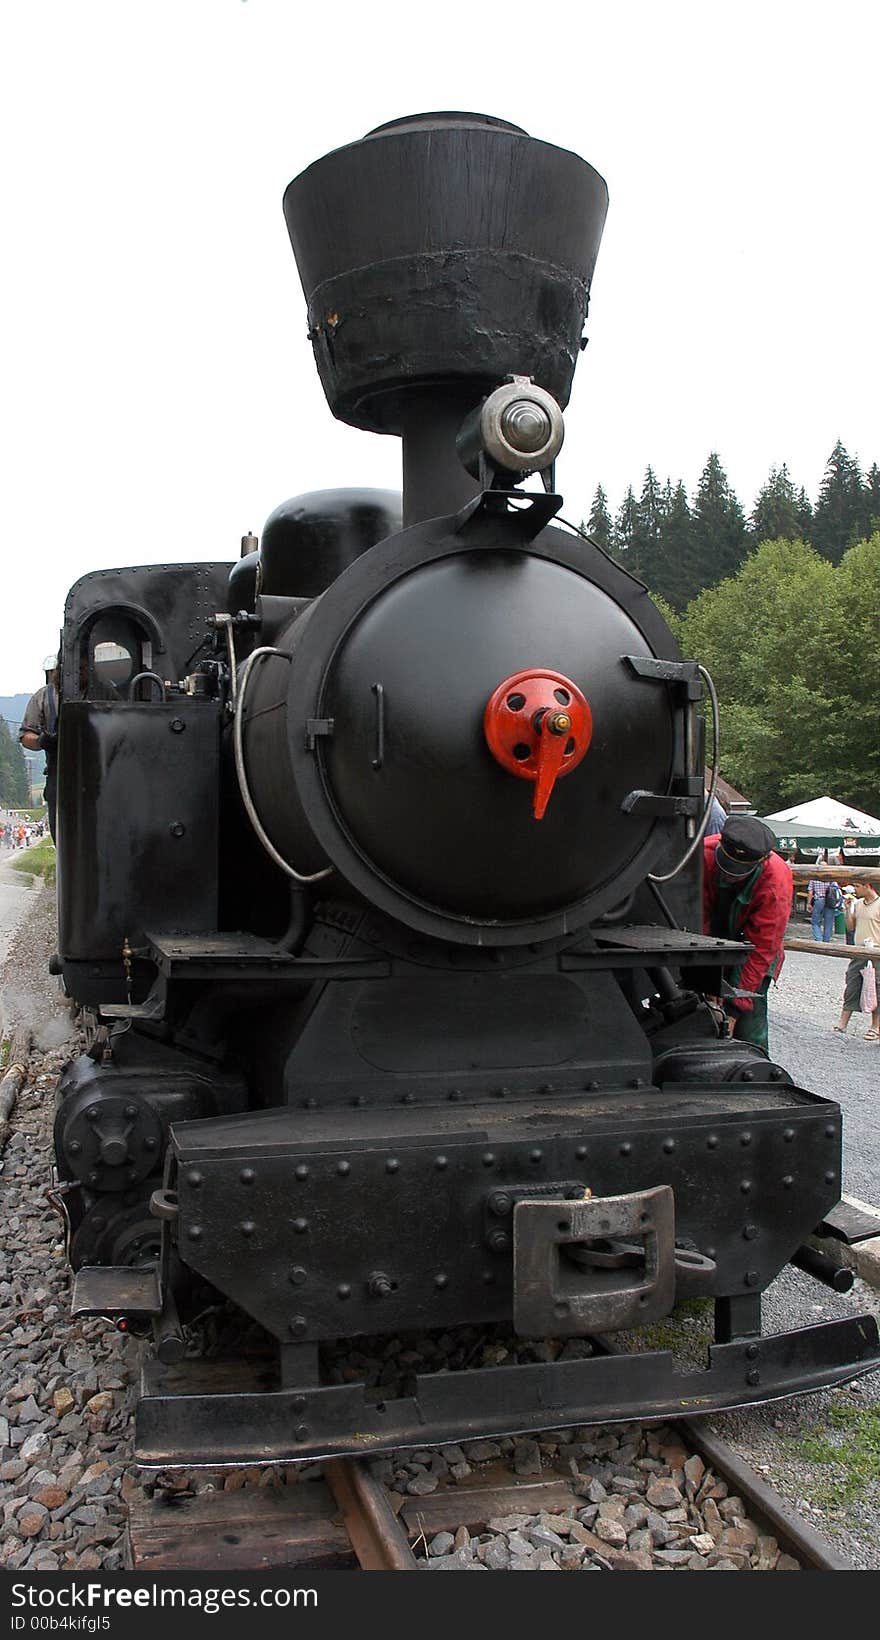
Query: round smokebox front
287 534 675 944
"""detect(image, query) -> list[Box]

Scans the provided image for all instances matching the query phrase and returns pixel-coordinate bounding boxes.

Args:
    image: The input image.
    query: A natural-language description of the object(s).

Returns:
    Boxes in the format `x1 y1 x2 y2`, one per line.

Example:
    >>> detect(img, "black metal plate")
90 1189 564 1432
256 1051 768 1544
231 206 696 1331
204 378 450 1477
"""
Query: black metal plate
145 931 389 983
562 926 750 971
170 1086 841 1342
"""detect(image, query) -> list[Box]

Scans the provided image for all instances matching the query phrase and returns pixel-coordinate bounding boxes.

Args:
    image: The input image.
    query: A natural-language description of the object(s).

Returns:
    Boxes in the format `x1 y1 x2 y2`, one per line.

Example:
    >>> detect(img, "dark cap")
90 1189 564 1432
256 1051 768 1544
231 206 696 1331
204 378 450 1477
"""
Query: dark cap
715 814 776 879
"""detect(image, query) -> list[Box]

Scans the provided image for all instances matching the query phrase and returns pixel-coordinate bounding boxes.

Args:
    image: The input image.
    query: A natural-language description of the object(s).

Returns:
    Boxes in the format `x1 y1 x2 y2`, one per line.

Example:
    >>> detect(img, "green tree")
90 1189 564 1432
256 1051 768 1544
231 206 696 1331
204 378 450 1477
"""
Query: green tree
675 537 839 813
811 440 866 563
750 464 802 545
0 718 29 807
691 452 747 589
820 531 880 810
586 484 613 554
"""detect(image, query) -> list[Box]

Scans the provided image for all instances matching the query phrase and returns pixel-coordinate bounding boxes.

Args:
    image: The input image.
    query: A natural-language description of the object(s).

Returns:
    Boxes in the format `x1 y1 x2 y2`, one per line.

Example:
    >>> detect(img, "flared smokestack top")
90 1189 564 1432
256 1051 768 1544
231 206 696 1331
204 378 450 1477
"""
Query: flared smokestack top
283 113 608 435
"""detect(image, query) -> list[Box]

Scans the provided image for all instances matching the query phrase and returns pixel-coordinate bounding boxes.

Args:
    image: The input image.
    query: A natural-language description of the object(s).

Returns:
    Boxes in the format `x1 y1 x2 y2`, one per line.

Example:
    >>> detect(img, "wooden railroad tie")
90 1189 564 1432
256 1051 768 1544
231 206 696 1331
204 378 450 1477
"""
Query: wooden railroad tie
124 1465 585 1572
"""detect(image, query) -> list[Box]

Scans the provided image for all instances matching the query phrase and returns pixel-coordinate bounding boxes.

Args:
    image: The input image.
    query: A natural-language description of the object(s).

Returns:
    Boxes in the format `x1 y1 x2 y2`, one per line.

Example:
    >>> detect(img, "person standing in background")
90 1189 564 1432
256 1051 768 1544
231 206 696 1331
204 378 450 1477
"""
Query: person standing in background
834 878 880 1038
706 789 726 835
19 656 59 844
807 871 833 942
824 874 844 935
842 886 857 946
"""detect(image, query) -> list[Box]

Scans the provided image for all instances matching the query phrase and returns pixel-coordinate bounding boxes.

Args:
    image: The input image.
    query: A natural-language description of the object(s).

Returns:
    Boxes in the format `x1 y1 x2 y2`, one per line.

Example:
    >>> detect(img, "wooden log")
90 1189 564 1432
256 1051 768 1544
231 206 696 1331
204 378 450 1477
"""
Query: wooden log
0 1060 26 1123
0 1030 31 1151
790 865 879 882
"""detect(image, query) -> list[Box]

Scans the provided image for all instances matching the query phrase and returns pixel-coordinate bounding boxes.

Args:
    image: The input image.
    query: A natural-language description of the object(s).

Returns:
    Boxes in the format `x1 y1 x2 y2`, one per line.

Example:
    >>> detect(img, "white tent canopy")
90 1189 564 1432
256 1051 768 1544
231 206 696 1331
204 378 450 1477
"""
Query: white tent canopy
764 796 880 835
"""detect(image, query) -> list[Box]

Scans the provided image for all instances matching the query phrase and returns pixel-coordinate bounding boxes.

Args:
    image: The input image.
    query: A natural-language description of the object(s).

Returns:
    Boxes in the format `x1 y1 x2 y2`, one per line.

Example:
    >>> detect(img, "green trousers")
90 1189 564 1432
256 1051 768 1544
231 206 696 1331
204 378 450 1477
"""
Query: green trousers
731 976 771 1053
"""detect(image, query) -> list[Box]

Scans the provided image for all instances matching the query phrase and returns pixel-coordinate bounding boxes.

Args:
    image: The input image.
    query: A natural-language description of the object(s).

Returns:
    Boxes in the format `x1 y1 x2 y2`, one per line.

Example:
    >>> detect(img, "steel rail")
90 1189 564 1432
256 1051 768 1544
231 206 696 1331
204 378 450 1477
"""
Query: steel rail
324 1458 418 1570
583 1333 853 1569
679 1418 853 1570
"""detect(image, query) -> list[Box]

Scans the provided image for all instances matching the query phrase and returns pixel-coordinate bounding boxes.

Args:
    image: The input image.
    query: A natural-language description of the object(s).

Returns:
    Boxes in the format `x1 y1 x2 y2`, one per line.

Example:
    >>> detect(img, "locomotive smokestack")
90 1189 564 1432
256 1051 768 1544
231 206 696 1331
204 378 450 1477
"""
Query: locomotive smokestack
283 112 609 525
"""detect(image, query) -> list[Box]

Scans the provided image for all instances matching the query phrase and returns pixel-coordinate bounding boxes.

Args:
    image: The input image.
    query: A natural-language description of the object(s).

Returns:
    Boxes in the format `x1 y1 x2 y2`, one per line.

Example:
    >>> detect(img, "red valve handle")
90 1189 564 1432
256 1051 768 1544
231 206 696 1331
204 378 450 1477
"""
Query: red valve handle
483 669 593 819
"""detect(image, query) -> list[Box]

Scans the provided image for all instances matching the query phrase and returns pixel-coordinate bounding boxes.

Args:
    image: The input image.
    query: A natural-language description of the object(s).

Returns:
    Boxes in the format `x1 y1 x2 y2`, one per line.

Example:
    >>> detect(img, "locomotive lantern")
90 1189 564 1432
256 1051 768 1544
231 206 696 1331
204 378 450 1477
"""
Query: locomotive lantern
51 113 880 1467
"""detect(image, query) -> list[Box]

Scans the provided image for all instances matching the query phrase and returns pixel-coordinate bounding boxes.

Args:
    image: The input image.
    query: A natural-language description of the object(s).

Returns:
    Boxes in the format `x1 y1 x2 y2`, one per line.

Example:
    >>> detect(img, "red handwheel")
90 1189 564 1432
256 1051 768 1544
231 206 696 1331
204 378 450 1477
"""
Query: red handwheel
484 668 593 819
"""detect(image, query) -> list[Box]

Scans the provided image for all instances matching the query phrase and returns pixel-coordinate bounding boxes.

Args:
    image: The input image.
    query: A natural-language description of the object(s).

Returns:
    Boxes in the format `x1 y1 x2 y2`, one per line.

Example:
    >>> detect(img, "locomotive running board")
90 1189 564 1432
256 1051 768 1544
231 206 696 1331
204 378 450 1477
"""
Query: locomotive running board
134 1314 880 1467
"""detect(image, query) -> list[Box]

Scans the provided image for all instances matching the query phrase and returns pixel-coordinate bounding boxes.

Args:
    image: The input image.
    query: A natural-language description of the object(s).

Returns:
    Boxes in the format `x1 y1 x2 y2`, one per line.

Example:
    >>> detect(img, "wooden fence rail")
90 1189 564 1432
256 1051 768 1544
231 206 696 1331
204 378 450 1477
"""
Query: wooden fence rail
789 865 879 883
783 938 864 959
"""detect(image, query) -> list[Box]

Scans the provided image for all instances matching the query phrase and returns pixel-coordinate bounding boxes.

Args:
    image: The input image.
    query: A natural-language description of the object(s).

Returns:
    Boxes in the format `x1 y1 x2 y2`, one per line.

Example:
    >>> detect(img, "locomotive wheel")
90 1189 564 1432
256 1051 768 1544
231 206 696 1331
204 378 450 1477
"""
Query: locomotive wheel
70 1196 162 1272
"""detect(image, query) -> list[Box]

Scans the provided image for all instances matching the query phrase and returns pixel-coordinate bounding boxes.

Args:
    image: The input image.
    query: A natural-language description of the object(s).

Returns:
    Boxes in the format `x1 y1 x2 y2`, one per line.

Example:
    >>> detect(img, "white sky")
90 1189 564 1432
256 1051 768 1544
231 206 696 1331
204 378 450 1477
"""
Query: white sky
2 0 878 692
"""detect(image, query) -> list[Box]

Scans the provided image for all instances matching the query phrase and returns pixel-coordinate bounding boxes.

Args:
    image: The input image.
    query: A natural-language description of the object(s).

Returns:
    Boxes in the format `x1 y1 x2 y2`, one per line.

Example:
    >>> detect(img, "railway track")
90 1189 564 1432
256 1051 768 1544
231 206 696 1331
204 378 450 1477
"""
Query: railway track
125 1419 850 1572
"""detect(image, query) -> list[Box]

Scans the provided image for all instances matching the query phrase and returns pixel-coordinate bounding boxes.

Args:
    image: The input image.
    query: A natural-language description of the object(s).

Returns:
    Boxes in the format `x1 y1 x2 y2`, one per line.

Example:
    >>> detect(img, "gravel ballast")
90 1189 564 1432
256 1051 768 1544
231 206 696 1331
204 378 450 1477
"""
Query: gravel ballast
1 890 878 1570
1 879 137 1571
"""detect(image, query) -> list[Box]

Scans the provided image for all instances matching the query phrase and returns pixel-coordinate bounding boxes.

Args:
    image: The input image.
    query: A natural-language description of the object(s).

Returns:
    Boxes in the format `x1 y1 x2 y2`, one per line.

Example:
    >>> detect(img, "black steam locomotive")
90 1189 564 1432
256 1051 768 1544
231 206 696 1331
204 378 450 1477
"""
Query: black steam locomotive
51 113 879 1465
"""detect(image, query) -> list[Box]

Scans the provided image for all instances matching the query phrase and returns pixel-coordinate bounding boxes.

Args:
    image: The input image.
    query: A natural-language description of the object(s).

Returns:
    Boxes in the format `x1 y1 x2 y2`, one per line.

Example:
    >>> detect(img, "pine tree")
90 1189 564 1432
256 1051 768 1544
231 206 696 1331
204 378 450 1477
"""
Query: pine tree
796 485 814 540
612 486 641 573
691 452 747 588
654 479 695 610
586 484 613 554
811 440 866 563
750 464 803 544
865 464 880 536
632 466 664 582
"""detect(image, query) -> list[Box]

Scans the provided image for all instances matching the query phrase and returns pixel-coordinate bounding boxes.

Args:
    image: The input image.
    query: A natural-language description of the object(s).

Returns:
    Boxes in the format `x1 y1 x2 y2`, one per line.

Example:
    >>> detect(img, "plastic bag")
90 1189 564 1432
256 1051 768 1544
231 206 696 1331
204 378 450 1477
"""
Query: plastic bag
860 961 878 1014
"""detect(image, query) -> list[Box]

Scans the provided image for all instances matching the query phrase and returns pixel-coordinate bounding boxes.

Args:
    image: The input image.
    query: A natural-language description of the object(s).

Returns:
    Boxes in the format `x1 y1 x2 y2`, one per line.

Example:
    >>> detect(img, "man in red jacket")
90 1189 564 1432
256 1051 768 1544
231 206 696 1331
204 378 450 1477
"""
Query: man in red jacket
703 815 793 1052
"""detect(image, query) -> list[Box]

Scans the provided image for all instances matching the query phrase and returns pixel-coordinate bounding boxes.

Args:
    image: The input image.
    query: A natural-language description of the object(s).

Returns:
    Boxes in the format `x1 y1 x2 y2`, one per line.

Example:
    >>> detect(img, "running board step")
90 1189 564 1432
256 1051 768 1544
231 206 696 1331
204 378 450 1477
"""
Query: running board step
819 1196 880 1245
72 1265 162 1317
